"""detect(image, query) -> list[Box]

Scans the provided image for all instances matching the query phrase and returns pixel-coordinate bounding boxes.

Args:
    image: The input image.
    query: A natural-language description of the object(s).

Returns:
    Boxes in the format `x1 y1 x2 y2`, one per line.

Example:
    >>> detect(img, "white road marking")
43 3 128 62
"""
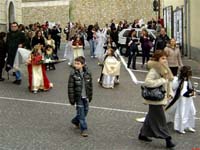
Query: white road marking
116 50 139 84
131 69 148 73
0 96 146 115
0 96 200 120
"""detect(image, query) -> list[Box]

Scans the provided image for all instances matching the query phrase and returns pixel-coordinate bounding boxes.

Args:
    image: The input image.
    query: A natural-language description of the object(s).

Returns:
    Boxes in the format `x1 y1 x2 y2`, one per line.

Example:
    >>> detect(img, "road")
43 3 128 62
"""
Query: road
0 44 199 150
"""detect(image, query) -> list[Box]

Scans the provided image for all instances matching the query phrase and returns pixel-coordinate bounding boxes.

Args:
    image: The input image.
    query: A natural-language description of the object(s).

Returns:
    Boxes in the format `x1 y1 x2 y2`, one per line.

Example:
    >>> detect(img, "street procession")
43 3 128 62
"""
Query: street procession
0 0 200 149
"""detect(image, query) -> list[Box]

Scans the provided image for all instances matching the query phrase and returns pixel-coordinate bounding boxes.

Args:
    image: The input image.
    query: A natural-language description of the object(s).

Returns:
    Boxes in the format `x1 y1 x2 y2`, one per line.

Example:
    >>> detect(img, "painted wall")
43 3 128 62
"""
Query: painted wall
163 0 184 9
190 0 200 60
163 0 200 61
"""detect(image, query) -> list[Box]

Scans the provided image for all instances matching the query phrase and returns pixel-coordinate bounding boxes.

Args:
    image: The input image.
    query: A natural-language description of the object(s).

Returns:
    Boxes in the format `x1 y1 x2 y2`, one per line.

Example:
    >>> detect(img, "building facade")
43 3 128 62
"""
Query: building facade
0 0 22 32
21 0 69 27
163 0 200 62
21 0 160 27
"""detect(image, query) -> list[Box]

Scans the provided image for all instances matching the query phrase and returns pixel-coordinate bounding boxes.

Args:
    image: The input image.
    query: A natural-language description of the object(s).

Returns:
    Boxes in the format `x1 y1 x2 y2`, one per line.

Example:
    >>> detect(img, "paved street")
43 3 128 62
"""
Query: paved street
0 44 200 150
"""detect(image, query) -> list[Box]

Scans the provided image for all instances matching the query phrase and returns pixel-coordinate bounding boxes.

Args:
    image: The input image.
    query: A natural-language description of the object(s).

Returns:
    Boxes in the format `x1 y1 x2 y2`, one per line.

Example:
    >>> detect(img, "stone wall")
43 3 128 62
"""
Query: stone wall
0 0 22 32
22 0 57 2
15 0 23 23
22 5 69 26
70 0 160 27
22 0 161 27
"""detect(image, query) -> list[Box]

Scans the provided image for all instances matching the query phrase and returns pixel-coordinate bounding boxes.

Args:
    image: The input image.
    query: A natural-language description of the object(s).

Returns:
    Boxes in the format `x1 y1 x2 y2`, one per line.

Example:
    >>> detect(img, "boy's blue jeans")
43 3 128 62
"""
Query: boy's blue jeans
15 70 21 80
72 98 89 131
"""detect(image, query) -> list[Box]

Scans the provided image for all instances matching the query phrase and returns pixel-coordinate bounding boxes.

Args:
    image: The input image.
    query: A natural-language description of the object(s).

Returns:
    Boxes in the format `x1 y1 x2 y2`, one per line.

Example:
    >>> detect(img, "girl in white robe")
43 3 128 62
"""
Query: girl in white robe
101 48 120 88
166 66 196 134
72 35 84 60
64 40 73 66
95 29 107 64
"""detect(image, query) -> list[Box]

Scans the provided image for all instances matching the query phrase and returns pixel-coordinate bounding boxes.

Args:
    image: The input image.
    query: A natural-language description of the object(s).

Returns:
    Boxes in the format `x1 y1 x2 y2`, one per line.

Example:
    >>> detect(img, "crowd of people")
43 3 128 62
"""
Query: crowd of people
0 18 197 148
0 21 62 92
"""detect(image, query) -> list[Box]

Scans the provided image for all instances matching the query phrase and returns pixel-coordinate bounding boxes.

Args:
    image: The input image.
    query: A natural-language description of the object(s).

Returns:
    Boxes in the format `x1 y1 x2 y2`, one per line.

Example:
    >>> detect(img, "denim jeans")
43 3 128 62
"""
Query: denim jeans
89 39 96 57
72 98 89 131
127 51 137 69
15 70 21 80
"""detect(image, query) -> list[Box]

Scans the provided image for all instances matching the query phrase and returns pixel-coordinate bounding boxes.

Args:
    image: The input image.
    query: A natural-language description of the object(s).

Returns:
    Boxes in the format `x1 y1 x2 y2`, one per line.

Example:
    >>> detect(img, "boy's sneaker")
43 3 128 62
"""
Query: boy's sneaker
71 122 79 129
13 80 21 85
81 130 88 137
73 124 80 129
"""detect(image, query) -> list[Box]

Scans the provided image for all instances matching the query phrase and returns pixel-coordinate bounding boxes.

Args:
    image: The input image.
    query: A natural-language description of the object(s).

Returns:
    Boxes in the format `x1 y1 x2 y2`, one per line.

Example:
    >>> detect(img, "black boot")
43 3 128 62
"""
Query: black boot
138 133 152 142
166 137 175 148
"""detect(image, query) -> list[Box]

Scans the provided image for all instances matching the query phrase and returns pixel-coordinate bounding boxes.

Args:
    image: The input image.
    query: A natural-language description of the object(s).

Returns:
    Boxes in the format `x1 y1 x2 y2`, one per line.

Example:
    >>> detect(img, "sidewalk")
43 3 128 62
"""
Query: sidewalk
182 57 200 92
182 57 200 77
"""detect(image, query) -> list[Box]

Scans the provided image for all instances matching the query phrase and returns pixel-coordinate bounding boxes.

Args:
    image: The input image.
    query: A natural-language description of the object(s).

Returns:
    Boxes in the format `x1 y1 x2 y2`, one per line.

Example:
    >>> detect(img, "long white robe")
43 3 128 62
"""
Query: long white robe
72 45 84 59
95 31 106 63
165 77 196 132
102 56 120 88
64 41 73 64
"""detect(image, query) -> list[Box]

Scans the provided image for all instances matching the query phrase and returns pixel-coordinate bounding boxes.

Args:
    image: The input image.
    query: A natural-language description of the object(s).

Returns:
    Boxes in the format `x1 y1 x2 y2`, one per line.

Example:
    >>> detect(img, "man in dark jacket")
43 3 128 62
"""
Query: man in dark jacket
6 22 26 84
110 27 119 48
0 32 6 81
154 28 170 51
68 56 93 137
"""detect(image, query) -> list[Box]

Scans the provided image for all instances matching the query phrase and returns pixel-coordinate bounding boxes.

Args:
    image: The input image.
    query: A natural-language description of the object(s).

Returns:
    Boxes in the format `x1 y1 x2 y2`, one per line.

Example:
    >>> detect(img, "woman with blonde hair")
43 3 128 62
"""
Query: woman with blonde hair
138 50 175 148
164 38 183 76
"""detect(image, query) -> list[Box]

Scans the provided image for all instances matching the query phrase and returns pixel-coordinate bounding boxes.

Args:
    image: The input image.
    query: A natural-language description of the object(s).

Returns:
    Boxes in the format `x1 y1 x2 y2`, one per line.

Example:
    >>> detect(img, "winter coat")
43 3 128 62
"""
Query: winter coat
127 37 138 54
143 60 174 105
164 46 183 67
140 36 152 51
0 39 6 68
154 34 170 50
6 30 26 67
68 66 93 105
31 36 45 48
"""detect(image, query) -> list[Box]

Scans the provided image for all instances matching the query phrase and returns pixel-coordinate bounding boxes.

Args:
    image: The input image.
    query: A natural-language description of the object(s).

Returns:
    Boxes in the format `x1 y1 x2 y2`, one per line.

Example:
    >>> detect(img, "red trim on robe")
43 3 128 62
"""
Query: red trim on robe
27 64 52 92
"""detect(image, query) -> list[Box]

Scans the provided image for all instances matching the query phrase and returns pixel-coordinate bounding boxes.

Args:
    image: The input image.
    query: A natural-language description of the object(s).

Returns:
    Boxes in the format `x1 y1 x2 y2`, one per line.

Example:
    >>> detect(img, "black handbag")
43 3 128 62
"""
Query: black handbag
141 85 166 101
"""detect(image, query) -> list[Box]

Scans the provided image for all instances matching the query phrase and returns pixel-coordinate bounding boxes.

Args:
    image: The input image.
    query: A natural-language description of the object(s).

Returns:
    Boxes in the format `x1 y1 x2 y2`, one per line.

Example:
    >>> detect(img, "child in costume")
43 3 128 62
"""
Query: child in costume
44 45 56 70
72 35 84 60
98 48 120 88
166 66 196 134
27 45 53 93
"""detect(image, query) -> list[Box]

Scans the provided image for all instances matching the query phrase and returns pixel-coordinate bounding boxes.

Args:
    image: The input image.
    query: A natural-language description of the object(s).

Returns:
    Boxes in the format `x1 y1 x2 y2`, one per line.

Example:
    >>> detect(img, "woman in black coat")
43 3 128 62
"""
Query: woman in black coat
0 32 7 81
127 29 139 69
140 29 153 68
31 30 45 49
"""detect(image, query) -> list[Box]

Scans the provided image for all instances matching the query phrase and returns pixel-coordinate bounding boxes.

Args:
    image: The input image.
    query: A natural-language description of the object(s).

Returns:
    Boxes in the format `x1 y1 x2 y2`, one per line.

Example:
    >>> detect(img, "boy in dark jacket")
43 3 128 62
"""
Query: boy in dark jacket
68 56 93 137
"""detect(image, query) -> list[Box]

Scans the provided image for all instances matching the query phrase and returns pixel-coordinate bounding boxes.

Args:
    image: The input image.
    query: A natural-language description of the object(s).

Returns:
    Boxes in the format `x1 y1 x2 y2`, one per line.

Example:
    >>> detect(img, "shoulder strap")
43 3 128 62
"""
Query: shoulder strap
165 79 184 110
